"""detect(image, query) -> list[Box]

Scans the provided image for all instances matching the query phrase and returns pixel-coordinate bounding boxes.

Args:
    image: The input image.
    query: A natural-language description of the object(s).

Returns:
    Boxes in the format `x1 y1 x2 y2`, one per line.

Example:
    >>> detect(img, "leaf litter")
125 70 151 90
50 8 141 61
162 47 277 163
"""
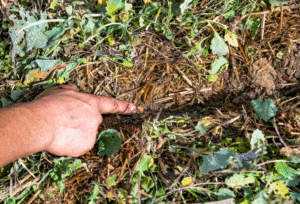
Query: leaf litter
0 0 300 203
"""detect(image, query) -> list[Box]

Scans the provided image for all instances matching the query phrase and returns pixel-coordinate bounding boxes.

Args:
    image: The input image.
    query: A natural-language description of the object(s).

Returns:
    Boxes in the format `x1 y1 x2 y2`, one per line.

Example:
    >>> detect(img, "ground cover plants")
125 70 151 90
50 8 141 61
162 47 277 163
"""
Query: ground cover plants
0 0 300 203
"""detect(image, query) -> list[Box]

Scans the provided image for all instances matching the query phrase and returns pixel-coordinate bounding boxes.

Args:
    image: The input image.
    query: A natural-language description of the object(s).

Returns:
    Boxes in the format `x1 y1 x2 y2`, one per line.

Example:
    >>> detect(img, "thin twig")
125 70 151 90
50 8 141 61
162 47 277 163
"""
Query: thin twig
256 160 290 167
273 117 288 147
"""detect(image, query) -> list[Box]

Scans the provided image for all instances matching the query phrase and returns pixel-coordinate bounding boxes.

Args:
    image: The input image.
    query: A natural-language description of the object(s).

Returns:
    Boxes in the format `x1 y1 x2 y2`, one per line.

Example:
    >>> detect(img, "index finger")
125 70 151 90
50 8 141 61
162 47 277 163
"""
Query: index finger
90 95 137 115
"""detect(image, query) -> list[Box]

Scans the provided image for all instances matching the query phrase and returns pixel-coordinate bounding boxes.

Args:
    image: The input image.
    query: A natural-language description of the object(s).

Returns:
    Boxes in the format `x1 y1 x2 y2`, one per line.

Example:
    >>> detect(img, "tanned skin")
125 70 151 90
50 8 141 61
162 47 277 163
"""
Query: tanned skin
0 84 136 167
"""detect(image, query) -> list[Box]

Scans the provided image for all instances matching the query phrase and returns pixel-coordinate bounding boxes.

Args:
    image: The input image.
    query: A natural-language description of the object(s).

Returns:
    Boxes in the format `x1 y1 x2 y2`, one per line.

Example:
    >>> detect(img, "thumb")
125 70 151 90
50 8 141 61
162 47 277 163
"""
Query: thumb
90 95 137 115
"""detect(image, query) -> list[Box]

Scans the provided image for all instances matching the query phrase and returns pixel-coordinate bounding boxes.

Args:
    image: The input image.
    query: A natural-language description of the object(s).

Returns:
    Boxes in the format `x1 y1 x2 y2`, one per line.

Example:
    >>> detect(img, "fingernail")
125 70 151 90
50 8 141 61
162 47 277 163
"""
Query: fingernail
130 104 137 114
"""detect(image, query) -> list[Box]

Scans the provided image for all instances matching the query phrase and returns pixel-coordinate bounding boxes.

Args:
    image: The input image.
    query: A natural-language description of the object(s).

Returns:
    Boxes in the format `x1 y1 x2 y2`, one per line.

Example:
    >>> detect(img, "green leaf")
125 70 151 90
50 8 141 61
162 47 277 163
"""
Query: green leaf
215 188 235 200
108 174 118 187
195 117 213 134
211 57 228 75
274 162 297 180
251 99 278 122
269 0 290 7
253 191 268 204
180 0 192 15
229 150 257 170
225 174 255 188
31 59 58 71
292 156 300 164
49 157 87 194
83 18 96 35
106 0 123 16
286 176 300 187
10 88 24 101
240 16 261 39
9 8 50 62
88 184 100 203
290 192 300 202
122 60 134 67
223 10 235 19
199 148 235 174
195 123 207 134
250 129 265 150
141 176 155 192
0 96 12 107
136 155 152 172
97 129 122 157
210 31 229 56
66 5 73 15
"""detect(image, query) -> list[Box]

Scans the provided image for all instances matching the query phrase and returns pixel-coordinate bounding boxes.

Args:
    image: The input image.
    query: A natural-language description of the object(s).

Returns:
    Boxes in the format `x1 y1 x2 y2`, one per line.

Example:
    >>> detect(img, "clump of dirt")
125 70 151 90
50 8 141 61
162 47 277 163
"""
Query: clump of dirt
252 58 277 95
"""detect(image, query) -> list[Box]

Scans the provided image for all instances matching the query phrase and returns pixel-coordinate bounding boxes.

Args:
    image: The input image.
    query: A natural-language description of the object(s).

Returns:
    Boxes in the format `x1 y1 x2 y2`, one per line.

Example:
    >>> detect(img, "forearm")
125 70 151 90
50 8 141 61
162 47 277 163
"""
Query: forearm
0 103 52 167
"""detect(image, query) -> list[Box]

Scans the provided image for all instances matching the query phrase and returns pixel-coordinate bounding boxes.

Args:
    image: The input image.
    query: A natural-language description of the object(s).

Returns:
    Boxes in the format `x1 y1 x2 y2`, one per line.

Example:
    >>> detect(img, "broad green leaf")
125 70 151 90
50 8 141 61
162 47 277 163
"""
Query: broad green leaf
253 191 268 204
274 162 297 180
136 155 152 172
10 88 24 101
141 176 155 192
180 0 192 15
269 0 290 7
292 156 300 163
215 188 235 200
199 148 235 174
229 150 257 170
290 192 300 202
286 176 300 187
108 174 118 187
0 96 12 107
97 129 122 157
31 59 58 71
181 177 194 187
66 5 73 15
250 129 265 150
225 174 255 188
106 0 123 16
251 99 278 122
210 31 229 56
9 8 50 61
270 180 290 199
211 57 228 75
83 18 96 35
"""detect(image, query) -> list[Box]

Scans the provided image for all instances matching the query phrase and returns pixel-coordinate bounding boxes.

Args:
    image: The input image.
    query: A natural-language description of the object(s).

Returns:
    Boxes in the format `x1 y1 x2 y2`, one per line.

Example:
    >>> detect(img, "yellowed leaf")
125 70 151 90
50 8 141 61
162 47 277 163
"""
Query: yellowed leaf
214 125 223 134
98 0 107 7
23 69 45 86
270 180 290 199
181 177 194 187
105 192 115 200
143 0 152 3
225 32 238 47
108 164 115 170
149 158 154 167
57 77 65 84
199 116 213 127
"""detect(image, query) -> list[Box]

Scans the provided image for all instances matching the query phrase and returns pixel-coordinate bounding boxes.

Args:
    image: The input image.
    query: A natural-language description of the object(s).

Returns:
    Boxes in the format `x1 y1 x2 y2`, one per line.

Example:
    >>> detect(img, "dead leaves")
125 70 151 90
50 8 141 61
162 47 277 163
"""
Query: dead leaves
225 32 239 48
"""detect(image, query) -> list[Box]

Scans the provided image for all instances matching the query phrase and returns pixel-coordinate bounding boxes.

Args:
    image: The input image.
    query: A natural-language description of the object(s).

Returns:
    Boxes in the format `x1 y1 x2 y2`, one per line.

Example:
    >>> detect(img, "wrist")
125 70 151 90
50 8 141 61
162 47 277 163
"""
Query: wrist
0 103 53 166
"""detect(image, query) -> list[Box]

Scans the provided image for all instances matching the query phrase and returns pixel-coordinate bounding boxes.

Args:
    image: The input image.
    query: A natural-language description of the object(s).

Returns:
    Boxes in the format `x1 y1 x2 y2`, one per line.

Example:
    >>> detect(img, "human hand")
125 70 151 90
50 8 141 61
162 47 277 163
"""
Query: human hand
28 83 136 157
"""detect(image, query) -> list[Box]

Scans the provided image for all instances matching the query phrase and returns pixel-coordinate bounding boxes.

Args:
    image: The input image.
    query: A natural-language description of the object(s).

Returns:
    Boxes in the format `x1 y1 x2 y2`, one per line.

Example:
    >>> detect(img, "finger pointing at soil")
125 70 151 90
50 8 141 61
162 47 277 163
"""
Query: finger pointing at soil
92 96 137 115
